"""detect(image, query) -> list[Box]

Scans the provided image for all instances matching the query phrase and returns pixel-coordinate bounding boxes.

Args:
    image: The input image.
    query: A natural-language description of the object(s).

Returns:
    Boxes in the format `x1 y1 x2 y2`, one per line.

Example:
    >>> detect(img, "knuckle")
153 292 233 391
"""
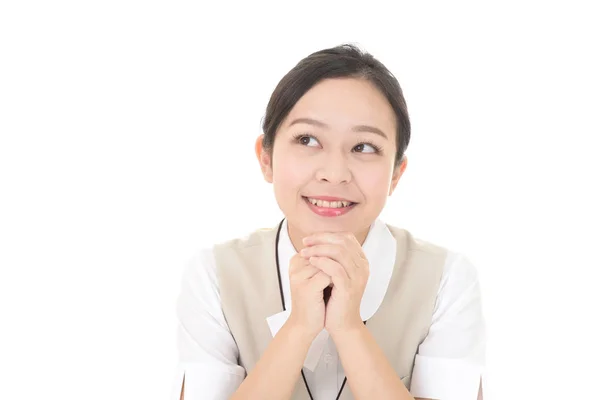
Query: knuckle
332 265 344 277
288 263 299 275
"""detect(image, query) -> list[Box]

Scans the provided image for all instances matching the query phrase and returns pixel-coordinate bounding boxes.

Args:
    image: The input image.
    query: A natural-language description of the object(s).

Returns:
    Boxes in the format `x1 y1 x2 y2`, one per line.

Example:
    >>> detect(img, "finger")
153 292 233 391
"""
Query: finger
303 232 364 269
308 256 348 288
303 231 360 246
300 244 359 279
289 254 310 273
309 271 332 291
289 255 319 277
290 264 321 281
303 232 347 246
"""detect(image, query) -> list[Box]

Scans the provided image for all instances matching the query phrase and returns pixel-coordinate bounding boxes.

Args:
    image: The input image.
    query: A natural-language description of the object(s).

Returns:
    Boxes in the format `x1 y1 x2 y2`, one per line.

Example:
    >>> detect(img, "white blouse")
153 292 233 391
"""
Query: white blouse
170 219 486 400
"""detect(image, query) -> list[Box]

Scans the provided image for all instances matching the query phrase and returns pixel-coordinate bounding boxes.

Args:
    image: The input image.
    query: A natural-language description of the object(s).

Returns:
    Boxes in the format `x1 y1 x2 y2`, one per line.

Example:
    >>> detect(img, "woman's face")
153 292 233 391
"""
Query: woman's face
257 77 407 247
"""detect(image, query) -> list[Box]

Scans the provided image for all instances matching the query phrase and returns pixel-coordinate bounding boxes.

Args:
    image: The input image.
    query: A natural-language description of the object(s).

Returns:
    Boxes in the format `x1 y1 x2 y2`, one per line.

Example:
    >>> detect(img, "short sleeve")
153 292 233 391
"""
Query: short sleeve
409 251 486 400
170 248 246 400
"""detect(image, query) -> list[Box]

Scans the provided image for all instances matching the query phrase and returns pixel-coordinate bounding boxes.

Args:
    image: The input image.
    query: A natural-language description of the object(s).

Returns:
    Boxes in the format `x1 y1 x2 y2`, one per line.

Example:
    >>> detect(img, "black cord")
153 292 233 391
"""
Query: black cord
274 218 366 400
336 378 347 400
275 218 286 310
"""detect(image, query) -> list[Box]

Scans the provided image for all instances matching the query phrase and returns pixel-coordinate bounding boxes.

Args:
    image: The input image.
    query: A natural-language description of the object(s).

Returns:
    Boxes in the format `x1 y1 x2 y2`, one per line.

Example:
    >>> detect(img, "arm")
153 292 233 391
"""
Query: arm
302 235 485 400
300 233 414 399
331 324 415 400
173 249 245 400
175 244 328 399
179 377 184 400
229 319 313 400
330 263 487 400
231 253 332 399
177 323 337 400
409 252 486 400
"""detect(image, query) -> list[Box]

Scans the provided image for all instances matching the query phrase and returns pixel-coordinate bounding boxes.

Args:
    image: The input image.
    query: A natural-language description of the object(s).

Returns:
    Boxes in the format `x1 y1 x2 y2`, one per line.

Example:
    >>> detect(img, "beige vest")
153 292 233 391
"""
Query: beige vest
213 222 446 399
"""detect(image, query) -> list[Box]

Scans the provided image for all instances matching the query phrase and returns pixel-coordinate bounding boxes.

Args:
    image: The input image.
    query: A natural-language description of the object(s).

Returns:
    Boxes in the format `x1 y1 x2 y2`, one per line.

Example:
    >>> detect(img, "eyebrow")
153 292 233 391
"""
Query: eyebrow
287 117 389 140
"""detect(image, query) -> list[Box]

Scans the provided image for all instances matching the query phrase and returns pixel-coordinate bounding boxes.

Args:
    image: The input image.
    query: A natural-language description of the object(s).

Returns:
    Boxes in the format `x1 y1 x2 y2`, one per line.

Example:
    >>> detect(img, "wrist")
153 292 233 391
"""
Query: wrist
282 316 319 346
329 317 366 342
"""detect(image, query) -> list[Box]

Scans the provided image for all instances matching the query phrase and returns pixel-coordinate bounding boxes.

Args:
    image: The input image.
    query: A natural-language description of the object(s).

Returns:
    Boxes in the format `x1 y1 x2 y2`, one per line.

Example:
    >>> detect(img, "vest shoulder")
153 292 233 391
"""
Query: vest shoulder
213 224 279 251
386 224 449 256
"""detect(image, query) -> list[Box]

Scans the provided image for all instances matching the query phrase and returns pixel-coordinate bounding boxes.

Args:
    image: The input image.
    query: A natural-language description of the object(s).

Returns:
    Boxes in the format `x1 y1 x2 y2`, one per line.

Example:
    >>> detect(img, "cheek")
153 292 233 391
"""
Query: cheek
272 151 312 191
355 164 393 198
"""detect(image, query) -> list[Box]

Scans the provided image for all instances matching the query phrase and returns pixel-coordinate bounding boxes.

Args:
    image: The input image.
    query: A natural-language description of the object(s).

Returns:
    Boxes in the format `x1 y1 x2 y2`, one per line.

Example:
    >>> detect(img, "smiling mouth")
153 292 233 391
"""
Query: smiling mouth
302 196 357 209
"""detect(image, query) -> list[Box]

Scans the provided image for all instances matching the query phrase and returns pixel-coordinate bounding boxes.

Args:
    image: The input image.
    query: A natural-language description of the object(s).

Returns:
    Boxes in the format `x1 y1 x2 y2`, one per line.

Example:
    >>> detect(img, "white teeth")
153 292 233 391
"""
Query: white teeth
307 198 352 208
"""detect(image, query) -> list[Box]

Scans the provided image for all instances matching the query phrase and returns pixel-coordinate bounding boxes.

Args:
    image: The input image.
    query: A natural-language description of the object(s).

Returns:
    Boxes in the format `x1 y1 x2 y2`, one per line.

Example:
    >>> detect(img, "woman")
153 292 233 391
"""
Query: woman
172 43 485 400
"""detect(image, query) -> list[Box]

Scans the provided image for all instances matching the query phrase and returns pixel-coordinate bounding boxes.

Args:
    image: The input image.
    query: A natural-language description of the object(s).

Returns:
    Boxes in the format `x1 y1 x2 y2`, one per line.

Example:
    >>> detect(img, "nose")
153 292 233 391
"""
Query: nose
315 151 352 184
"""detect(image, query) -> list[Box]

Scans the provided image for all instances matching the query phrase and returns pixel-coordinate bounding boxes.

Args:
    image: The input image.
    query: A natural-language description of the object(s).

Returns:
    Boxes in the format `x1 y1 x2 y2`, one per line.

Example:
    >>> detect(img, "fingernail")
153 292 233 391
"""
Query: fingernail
300 248 308 257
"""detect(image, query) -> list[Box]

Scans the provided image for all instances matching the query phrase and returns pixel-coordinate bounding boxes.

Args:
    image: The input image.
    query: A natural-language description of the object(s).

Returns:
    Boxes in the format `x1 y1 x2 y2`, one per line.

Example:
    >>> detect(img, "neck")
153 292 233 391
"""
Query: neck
286 220 371 252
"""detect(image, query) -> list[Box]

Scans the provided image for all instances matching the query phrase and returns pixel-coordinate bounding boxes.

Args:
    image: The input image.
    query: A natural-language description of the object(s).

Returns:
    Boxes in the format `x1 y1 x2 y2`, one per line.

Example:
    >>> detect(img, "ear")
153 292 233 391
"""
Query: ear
255 134 274 183
389 154 407 196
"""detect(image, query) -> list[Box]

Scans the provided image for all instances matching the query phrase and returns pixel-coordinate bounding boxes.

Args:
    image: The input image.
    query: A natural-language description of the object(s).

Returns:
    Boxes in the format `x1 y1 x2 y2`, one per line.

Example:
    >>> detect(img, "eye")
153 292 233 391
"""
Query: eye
353 142 381 154
294 134 320 147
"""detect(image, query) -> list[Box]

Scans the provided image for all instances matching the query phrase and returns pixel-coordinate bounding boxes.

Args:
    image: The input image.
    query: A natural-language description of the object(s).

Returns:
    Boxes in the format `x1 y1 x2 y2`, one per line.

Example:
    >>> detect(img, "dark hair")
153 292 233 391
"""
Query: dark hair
261 43 410 168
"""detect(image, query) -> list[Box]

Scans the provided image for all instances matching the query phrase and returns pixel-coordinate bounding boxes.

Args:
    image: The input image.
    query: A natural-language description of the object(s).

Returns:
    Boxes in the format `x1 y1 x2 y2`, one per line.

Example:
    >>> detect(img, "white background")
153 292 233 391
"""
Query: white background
1 1 599 399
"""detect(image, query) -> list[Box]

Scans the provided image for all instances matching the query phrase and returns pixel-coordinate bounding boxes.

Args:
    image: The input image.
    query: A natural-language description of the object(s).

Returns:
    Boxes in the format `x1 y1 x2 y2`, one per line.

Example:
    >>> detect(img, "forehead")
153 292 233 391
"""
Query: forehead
282 77 397 137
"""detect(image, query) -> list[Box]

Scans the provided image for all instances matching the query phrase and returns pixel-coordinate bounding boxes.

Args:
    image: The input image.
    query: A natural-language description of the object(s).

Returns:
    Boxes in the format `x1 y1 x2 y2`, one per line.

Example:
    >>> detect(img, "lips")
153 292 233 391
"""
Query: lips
304 196 354 209
302 196 358 217
305 195 356 202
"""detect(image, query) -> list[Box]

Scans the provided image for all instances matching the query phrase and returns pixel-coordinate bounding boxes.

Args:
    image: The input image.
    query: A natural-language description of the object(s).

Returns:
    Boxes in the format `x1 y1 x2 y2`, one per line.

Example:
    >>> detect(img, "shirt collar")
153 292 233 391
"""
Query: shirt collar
266 218 397 371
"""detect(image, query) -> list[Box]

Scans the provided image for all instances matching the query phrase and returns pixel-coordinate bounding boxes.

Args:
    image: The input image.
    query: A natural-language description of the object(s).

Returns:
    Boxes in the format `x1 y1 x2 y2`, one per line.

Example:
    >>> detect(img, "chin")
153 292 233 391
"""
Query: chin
299 214 358 234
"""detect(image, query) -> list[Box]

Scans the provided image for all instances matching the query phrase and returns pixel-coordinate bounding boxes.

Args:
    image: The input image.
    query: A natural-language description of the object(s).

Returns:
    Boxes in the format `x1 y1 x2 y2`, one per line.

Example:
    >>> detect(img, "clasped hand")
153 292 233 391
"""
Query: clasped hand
287 232 369 339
